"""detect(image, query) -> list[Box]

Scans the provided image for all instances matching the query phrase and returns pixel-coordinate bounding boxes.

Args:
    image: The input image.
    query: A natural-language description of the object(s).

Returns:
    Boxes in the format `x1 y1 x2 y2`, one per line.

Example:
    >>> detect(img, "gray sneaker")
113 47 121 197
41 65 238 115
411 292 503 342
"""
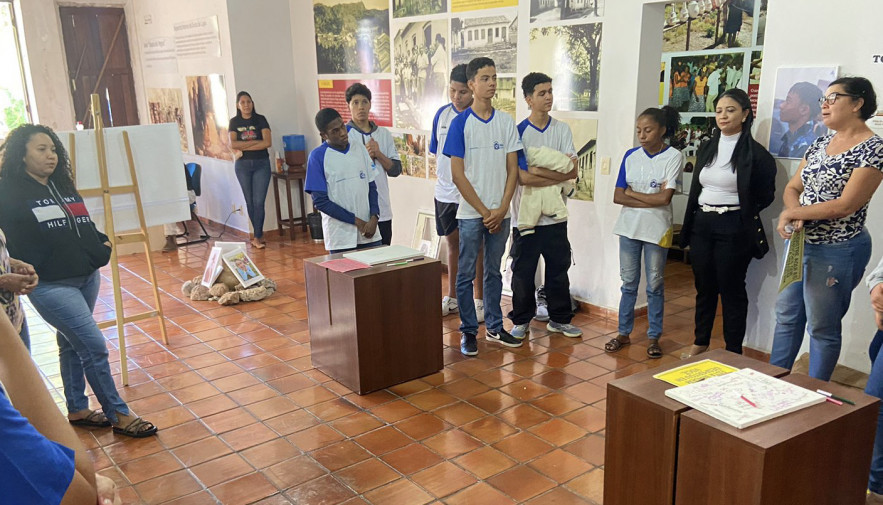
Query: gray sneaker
510 323 529 340
547 321 583 338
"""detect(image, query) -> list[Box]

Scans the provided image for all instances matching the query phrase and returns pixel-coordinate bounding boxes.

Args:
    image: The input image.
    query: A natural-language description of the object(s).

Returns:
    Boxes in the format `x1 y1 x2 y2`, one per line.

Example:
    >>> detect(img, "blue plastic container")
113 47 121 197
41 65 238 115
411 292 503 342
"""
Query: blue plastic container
283 134 306 152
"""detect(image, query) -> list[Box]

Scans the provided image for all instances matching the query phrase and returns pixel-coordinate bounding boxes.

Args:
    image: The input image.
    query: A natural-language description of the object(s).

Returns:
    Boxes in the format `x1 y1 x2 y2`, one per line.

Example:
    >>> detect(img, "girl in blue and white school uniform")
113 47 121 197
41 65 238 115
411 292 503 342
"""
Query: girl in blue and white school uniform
605 106 684 359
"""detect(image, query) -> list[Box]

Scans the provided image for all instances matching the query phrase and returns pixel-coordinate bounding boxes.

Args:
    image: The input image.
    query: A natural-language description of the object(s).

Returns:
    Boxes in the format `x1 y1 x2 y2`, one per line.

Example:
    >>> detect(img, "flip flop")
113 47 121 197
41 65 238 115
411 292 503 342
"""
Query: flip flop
69 410 111 428
604 335 631 353
113 417 158 438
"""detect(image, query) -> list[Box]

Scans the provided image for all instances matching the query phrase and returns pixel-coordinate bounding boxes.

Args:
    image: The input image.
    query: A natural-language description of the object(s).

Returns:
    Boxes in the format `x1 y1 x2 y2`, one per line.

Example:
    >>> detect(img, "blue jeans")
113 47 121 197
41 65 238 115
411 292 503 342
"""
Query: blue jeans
866 330 883 494
457 218 510 335
770 230 872 380
27 271 130 423
234 157 271 239
618 236 667 339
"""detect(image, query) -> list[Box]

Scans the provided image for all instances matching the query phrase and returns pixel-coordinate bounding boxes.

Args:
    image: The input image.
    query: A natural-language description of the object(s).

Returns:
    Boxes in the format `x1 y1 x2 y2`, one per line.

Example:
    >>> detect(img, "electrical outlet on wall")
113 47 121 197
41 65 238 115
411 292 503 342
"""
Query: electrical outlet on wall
231 204 242 214
600 157 611 175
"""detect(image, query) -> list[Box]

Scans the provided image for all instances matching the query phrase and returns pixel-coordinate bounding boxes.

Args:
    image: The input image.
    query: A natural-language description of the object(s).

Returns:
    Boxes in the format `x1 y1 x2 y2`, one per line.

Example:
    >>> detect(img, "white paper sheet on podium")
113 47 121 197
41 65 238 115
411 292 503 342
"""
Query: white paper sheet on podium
59 123 190 233
664 368 825 429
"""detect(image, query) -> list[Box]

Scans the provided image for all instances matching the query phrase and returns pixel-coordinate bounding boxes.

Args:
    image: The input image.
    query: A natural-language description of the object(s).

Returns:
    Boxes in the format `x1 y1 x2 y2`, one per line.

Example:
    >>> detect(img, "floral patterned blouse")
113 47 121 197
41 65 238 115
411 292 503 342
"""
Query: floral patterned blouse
0 229 23 332
800 134 883 244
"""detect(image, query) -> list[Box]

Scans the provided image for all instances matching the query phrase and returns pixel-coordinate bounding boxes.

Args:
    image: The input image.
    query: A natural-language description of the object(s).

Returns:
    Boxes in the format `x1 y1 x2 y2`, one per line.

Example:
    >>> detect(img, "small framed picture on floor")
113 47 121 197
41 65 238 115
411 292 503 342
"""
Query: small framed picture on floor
222 248 264 288
201 246 224 288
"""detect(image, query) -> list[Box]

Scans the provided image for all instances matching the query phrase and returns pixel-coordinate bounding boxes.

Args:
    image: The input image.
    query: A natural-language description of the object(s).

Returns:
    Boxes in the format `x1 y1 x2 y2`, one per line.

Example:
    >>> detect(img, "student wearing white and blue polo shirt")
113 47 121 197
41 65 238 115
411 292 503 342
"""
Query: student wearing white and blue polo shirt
510 73 581 343
606 106 684 359
345 83 401 246
443 57 523 356
305 108 381 254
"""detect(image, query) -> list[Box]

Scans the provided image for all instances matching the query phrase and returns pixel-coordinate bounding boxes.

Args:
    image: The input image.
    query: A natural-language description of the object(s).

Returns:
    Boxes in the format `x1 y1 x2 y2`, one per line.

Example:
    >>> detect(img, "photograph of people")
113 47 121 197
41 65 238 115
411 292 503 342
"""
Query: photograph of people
0 124 158 438
770 77 883 381
678 89 776 358
767 68 836 158
605 106 684 359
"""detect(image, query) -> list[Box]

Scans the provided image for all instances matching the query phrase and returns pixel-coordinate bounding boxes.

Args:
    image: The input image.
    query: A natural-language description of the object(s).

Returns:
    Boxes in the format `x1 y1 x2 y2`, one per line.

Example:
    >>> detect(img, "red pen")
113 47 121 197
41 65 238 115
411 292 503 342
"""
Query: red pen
824 397 843 406
740 395 758 408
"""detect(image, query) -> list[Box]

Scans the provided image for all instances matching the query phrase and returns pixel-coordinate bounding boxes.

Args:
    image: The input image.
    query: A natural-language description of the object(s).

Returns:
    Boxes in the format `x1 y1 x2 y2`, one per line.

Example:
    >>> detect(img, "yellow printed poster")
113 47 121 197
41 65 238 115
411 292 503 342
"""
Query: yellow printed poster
452 0 517 13
778 227 804 293
653 359 739 387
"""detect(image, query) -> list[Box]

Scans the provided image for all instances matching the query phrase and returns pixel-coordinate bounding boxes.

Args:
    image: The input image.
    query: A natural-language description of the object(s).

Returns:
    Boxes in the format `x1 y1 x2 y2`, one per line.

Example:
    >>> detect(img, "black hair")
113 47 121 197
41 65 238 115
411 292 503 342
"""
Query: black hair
696 88 755 173
450 63 468 84
466 57 495 82
830 76 877 120
638 106 680 139
0 123 77 195
521 72 552 98
315 108 342 132
345 83 372 103
788 81 823 118
235 91 256 118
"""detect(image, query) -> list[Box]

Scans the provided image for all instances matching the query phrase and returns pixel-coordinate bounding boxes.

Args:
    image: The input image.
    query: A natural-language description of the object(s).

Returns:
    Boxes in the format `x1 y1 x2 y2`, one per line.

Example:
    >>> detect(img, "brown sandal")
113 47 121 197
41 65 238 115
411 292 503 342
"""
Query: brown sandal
113 417 158 438
69 410 111 428
251 238 266 249
647 340 663 359
604 335 631 353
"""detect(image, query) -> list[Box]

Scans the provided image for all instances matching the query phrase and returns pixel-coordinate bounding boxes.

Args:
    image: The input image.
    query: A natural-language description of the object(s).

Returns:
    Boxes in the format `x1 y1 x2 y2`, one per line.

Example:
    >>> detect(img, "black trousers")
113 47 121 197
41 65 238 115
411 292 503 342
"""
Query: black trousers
689 210 753 353
509 222 572 325
378 220 392 246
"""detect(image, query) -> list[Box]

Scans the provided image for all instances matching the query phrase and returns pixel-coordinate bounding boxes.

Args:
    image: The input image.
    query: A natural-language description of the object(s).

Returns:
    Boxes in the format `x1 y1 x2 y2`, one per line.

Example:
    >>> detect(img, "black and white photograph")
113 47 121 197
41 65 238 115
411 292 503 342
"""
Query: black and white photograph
392 0 447 18
663 0 760 53
529 23 602 111
667 51 745 113
560 118 597 201
492 77 517 119
451 11 517 74
313 0 391 74
530 0 604 23
393 19 449 130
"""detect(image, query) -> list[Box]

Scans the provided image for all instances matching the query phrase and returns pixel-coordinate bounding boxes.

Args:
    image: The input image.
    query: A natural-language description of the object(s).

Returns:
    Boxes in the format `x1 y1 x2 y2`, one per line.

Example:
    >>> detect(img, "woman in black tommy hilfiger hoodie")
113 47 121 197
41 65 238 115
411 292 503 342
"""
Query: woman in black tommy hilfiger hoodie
0 124 156 438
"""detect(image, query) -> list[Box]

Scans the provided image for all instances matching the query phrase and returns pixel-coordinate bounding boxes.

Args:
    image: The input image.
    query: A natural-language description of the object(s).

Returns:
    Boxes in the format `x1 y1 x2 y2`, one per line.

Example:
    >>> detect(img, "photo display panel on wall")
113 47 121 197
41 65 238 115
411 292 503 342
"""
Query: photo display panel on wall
310 0 605 186
660 0 768 170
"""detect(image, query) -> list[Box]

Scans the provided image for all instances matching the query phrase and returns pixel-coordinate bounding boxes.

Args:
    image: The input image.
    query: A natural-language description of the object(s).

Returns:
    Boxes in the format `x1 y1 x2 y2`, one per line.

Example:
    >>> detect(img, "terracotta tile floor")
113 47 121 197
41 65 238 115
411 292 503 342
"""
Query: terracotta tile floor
23 225 725 504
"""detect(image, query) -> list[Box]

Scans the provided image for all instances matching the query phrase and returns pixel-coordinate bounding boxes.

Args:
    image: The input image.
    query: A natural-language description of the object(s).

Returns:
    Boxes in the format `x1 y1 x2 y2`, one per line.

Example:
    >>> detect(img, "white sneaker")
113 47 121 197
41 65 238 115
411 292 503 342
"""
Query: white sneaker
534 286 549 322
442 296 459 316
475 299 485 323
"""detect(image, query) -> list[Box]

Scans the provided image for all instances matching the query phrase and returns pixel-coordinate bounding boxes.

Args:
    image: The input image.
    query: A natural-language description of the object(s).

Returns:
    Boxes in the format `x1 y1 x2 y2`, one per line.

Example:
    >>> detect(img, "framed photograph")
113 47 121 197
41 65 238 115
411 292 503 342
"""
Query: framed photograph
412 212 440 258
221 248 264 288
201 247 223 288
768 66 838 159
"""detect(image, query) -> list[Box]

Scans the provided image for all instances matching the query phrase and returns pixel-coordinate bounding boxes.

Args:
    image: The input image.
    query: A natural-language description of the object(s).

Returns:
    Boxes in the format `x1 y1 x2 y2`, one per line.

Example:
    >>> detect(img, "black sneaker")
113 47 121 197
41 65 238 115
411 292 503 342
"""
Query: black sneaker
460 333 478 356
486 328 523 348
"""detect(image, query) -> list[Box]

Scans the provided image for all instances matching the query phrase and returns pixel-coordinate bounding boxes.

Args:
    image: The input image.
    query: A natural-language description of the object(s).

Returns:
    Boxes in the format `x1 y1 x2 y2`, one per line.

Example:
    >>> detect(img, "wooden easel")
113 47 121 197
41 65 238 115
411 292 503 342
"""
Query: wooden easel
69 94 169 385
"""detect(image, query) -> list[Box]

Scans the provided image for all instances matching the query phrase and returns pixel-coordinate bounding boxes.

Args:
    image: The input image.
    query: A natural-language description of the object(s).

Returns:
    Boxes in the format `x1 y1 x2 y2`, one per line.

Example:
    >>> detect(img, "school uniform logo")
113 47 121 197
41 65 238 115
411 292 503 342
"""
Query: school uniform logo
360 171 366 179
493 141 502 150
649 179 661 188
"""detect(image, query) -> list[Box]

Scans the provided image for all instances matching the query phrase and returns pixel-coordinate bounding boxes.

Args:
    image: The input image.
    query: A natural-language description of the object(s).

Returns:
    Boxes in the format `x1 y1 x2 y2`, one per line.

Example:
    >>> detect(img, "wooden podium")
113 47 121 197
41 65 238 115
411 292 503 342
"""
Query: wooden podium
604 350 789 505
304 254 443 394
675 373 879 505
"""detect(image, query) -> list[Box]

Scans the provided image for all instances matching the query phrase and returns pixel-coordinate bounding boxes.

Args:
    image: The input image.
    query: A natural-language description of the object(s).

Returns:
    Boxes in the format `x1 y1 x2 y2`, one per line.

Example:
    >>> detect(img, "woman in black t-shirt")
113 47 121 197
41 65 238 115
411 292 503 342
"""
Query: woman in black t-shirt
228 91 272 249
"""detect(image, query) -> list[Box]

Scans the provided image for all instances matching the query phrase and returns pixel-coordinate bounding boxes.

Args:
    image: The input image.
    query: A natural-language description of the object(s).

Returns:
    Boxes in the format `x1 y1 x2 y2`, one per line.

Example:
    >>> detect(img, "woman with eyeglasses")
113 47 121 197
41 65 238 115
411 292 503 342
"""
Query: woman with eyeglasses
680 88 777 357
771 77 883 381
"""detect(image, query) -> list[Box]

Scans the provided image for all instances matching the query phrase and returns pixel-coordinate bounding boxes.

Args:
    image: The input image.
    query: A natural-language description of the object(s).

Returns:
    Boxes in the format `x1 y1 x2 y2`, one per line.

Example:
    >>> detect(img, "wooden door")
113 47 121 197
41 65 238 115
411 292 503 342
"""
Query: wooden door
59 7 139 127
